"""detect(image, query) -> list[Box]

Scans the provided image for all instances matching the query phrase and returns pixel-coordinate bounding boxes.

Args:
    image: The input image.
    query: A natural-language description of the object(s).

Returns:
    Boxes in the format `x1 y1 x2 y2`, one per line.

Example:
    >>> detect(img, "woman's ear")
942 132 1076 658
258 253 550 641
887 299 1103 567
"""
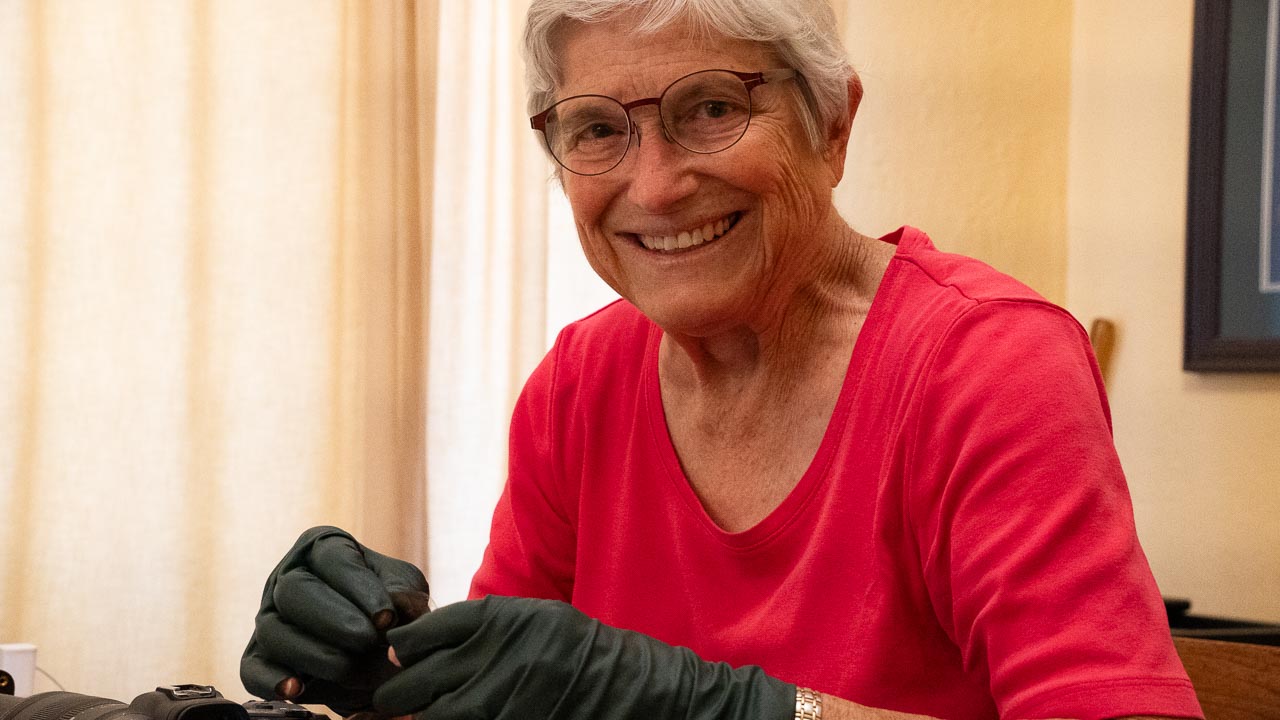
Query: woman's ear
825 73 863 187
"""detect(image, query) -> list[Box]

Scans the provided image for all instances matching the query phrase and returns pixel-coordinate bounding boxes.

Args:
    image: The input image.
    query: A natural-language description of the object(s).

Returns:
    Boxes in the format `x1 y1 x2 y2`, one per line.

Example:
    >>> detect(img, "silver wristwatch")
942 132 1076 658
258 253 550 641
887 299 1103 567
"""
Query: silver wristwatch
795 687 823 720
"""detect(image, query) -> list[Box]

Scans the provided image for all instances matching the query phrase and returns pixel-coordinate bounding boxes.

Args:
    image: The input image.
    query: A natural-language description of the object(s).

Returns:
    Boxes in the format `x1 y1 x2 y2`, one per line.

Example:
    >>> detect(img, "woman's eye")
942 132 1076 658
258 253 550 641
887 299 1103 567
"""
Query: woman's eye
678 98 743 124
584 123 620 139
701 101 730 118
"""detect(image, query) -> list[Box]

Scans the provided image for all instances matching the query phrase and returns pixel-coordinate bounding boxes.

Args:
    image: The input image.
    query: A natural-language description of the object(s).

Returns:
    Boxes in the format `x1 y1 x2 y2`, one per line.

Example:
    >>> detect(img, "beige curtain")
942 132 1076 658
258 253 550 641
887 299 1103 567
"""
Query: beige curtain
0 0 435 700
422 0 625 606
425 0 563 606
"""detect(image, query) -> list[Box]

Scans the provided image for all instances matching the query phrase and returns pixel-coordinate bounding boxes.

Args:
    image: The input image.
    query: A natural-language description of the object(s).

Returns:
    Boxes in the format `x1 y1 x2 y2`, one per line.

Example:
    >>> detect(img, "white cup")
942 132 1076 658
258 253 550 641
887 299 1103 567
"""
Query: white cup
0 643 37 697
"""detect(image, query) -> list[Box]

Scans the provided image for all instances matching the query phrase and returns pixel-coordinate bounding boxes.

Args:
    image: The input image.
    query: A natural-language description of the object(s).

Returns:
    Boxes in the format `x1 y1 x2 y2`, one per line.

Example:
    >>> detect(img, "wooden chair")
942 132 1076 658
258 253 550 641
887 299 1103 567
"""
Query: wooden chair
1173 636 1280 719
1087 317 1116 386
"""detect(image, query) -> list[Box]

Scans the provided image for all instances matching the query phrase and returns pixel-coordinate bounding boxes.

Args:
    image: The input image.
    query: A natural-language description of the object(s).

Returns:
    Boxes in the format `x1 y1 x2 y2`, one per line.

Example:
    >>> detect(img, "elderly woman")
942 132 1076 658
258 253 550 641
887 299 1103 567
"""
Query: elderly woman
241 1 1203 719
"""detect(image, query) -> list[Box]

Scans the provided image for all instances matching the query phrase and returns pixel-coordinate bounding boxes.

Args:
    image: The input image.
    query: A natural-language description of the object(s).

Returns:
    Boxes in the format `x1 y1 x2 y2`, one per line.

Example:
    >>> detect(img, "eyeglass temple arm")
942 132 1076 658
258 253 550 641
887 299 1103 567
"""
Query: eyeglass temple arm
745 68 798 91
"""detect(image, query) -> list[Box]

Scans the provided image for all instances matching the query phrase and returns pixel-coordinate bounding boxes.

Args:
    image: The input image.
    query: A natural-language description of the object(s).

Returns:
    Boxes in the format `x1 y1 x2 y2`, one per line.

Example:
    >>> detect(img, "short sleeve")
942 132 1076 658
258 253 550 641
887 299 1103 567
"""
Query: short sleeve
468 336 577 602
905 300 1202 719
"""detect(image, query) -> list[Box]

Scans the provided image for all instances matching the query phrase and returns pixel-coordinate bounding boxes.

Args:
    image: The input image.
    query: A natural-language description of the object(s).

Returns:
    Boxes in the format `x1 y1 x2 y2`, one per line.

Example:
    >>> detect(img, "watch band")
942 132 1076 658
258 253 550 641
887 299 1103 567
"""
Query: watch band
795 687 823 720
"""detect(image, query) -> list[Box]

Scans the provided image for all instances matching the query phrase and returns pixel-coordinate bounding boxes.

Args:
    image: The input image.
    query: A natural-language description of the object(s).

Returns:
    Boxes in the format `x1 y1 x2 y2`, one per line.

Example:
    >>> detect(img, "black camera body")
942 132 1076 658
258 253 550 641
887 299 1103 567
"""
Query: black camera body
0 684 325 720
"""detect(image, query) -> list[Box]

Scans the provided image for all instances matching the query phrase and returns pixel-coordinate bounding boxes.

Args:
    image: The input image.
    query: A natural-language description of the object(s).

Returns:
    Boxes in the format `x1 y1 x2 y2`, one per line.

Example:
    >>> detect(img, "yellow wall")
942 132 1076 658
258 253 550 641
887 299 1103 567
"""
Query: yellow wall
837 1 1074 304
1068 0 1280 622
838 1 1280 623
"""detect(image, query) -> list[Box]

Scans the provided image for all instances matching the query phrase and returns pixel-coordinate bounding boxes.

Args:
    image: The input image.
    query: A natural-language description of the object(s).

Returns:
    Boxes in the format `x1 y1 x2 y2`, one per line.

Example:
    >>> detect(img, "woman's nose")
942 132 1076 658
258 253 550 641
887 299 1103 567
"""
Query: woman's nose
629 116 673 147
622 118 699 212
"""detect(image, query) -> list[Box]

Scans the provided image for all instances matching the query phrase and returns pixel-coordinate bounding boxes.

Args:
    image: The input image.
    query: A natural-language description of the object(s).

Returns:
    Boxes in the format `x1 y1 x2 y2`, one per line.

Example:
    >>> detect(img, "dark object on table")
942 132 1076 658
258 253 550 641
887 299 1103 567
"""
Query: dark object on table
0 684 327 720
240 701 326 720
1165 596 1280 646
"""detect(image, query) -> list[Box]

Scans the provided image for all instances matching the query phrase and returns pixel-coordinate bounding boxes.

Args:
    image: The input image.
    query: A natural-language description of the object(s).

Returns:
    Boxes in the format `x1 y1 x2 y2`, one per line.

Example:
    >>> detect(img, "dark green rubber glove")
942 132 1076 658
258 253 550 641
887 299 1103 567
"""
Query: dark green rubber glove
373 595 795 720
240 526 431 715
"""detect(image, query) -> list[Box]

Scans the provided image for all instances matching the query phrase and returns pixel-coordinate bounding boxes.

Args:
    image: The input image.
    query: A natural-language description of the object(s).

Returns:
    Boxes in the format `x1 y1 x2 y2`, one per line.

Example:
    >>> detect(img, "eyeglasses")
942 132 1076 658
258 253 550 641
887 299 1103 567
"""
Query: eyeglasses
530 68 799 176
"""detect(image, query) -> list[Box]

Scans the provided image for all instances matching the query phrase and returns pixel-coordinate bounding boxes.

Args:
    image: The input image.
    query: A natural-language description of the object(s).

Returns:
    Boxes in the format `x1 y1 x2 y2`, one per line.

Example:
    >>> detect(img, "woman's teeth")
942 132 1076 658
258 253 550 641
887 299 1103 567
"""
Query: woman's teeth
639 213 737 252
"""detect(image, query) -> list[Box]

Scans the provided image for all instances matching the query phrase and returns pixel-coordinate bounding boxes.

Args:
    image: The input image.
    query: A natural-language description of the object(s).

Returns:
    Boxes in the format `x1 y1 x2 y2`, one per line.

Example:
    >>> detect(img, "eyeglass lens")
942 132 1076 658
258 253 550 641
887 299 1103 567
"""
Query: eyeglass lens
542 70 753 176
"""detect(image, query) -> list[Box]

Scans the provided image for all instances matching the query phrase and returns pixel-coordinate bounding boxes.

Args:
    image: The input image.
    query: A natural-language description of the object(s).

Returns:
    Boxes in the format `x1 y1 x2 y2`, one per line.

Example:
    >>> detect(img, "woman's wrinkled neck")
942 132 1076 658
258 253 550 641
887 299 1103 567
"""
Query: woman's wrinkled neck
658 213 892 393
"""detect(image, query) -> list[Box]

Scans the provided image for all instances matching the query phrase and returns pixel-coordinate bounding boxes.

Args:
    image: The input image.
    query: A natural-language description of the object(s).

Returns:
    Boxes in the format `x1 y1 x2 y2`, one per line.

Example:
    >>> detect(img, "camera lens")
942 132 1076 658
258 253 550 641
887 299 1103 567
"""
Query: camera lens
0 692 146 720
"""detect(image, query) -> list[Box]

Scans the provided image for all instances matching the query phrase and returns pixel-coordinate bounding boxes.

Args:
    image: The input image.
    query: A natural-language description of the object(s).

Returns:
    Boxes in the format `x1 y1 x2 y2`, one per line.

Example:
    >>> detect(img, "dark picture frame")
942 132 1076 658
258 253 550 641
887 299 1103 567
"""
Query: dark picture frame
1186 0 1280 371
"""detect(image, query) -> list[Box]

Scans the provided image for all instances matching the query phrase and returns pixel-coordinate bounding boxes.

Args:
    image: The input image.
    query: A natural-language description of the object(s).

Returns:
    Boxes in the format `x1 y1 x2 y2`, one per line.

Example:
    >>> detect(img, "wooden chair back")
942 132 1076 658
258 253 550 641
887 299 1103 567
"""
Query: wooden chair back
1173 636 1280 719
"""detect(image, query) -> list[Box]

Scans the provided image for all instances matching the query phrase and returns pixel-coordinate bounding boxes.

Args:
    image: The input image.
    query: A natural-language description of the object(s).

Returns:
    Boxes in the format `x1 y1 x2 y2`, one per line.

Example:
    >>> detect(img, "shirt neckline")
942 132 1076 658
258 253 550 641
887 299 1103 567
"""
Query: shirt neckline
640 226 919 550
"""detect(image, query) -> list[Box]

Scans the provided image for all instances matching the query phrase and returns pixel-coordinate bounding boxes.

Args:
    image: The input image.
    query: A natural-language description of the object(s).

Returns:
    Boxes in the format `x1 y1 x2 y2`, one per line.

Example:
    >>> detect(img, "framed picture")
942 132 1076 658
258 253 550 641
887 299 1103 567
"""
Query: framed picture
1186 0 1280 371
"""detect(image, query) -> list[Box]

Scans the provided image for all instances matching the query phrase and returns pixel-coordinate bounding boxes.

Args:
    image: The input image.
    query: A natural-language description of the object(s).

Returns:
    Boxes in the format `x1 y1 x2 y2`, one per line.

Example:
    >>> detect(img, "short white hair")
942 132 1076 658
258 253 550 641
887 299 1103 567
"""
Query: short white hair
523 0 855 150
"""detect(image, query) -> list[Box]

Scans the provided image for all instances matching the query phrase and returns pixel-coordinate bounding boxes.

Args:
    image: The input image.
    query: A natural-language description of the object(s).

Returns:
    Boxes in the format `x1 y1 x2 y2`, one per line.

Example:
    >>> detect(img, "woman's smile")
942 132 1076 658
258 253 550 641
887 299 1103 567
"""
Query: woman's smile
631 211 742 253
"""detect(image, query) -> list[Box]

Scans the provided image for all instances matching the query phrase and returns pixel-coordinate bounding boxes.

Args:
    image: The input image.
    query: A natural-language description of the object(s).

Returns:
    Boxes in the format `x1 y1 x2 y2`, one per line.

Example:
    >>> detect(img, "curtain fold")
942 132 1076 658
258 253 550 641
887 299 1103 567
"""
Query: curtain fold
329 0 434 570
424 0 553 605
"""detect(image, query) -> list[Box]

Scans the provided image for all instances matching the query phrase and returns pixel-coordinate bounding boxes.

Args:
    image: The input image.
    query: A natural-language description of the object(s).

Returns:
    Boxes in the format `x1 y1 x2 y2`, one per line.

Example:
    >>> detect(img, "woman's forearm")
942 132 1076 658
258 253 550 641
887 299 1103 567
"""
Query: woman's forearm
818 693 1172 720
819 693 936 720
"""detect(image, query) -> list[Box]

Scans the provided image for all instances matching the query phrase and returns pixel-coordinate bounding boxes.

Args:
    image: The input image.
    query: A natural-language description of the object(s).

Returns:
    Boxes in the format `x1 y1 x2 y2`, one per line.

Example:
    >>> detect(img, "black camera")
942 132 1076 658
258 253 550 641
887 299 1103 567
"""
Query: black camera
0 683 325 720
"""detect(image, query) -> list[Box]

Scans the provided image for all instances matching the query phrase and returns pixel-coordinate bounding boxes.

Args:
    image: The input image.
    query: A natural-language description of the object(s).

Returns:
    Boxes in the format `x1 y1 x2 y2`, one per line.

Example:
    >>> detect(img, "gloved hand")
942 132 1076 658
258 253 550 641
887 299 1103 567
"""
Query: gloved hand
240 526 431 715
373 595 795 720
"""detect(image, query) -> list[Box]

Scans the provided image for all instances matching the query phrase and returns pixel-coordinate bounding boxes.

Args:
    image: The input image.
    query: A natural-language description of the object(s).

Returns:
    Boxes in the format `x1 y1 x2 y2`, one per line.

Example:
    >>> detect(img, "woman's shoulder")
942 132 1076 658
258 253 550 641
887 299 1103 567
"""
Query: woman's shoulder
868 227 1094 384
525 299 654 396
552 298 653 357
888 226 1050 307
874 226 1089 348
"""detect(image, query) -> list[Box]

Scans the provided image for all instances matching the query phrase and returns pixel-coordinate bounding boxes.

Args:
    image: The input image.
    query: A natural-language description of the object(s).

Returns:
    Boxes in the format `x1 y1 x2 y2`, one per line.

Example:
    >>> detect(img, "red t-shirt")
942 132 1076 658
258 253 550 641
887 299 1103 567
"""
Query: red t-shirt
471 227 1203 719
